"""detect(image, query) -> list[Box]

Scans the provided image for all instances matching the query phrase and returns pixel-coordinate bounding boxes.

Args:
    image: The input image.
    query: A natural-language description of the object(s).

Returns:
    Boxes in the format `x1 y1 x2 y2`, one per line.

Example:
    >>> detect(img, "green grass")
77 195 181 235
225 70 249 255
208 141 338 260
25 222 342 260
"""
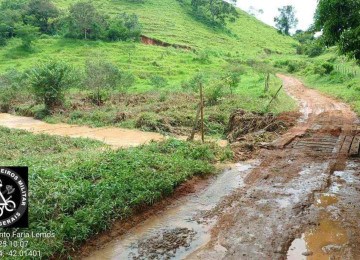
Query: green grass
0 0 299 134
0 127 231 259
10 70 295 138
269 48 360 115
0 0 297 88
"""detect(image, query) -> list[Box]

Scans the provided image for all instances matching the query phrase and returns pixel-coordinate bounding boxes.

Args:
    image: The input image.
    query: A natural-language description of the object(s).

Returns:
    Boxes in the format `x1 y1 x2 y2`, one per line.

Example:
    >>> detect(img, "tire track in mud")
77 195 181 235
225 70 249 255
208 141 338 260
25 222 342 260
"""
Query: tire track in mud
30 74 356 260
190 75 360 260
77 75 359 260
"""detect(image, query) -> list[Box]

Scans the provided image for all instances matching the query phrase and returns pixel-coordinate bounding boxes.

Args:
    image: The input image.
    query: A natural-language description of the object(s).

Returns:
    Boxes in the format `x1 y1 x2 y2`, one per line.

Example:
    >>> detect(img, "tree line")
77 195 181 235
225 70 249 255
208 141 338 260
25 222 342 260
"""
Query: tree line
0 0 142 49
273 1 360 62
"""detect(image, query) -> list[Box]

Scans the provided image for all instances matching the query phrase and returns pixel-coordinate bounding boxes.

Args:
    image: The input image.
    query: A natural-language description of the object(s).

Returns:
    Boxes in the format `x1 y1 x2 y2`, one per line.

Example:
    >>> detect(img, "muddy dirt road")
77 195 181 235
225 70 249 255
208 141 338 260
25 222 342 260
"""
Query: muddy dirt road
81 75 360 260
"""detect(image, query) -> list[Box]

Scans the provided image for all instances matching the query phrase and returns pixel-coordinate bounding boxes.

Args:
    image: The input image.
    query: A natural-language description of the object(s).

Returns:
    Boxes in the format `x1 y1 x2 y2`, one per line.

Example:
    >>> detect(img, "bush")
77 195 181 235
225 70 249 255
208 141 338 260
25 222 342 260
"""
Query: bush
206 84 224 105
313 64 326 76
306 41 324 57
84 59 123 105
321 62 334 74
27 60 76 111
135 112 169 132
149 75 168 88
65 1 107 40
286 60 306 73
181 73 205 92
107 13 141 41
193 50 211 64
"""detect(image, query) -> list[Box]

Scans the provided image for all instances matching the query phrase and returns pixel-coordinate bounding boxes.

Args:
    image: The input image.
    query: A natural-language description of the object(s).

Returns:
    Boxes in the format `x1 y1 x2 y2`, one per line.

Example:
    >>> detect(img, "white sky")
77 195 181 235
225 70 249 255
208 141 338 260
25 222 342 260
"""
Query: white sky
236 0 318 31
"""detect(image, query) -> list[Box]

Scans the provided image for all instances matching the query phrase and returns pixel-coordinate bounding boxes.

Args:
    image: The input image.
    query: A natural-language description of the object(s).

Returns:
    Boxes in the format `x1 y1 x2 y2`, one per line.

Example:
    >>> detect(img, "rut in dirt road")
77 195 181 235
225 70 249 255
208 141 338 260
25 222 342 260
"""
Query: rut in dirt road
192 75 360 260
80 75 360 260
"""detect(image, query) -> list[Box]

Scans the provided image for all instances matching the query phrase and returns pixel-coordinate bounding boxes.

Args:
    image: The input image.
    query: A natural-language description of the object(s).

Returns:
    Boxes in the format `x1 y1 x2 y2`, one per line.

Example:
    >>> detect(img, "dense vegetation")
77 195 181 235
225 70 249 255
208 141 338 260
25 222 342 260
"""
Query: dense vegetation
0 0 298 138
0 0 142 48
0 127 230 258
315 0 360 61
0 0 359 258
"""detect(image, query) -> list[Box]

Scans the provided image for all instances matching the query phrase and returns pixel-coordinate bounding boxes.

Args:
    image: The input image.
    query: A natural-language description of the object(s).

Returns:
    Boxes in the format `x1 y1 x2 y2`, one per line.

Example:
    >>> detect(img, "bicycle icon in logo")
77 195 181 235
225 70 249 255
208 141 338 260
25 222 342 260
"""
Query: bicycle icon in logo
0 179 17 217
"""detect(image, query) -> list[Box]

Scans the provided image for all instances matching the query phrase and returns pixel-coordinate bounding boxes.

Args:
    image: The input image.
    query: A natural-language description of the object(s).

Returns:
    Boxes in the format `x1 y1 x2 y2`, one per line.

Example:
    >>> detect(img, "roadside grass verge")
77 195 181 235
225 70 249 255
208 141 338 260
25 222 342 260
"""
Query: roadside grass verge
269 49 360 115
9 69 296 138
0 127 231 259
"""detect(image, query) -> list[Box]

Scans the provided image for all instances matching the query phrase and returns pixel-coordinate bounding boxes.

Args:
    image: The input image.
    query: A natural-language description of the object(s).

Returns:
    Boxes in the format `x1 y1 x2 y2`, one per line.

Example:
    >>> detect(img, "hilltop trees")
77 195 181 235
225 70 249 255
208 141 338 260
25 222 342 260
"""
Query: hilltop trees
274 5 298 35
25 0 59 34
0 0 142 47
15 24 40 50
107 13 142 41
315 0 360 61
191 0 239 25
66 1 107 40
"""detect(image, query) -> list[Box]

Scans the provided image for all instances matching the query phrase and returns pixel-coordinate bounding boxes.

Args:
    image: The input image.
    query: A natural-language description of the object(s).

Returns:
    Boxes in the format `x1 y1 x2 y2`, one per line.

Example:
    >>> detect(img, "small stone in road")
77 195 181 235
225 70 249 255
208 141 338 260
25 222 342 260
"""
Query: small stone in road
302 251 313 256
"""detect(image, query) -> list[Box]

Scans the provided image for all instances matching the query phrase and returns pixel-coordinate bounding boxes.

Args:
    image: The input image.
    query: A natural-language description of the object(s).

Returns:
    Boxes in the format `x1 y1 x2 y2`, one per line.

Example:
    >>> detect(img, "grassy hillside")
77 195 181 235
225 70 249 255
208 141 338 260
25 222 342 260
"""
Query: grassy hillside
0 0 298 137
270 47 360 114
0 0 297 84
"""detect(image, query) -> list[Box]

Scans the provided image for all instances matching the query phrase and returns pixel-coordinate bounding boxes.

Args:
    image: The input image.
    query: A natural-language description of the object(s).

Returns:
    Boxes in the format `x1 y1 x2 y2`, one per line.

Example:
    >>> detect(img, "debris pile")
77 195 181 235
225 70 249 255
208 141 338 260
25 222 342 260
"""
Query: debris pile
227 110 297 160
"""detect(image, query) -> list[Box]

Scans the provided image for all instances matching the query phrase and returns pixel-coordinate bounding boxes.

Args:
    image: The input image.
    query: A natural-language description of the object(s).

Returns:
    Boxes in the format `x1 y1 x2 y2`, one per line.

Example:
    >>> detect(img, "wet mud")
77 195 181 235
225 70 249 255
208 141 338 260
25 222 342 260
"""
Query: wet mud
78 75 360 260
0 113 165 148
82 162 258 259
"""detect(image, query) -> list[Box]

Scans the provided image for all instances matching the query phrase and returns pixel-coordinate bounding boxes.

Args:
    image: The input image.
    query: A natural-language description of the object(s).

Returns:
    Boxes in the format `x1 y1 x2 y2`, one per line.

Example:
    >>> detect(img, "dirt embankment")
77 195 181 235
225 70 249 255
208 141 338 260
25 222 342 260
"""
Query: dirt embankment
141 35 193 50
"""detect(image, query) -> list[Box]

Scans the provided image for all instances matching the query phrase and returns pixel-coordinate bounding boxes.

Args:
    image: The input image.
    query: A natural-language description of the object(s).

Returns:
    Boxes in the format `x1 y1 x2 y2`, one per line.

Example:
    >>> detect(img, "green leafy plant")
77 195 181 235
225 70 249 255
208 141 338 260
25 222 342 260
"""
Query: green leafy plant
28 60 76 111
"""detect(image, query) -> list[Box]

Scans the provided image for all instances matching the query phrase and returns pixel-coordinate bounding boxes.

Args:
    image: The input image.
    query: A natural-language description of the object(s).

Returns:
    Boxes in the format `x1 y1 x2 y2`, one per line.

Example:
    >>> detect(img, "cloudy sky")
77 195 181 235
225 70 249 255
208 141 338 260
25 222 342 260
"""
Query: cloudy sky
236 0 318 31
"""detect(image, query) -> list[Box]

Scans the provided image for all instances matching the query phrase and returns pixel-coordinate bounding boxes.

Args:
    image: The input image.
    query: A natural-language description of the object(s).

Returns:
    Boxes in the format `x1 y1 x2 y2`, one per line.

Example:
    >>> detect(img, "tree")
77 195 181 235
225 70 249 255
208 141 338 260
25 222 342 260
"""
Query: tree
0 7 23 45
107 13 142 41
25 0 59 34
315 0 360 61
28 61 75 111
15 24 39 50
0 0 27 10
84 59 122 105
274 5 298 35
66 1 107 40
191 0 239 25
221 64 243 95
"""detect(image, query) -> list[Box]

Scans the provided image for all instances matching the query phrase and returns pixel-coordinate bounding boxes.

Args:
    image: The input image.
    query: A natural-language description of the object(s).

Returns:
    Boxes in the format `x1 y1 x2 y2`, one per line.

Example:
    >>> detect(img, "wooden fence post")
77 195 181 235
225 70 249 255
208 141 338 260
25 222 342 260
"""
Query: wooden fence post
200 82 205 143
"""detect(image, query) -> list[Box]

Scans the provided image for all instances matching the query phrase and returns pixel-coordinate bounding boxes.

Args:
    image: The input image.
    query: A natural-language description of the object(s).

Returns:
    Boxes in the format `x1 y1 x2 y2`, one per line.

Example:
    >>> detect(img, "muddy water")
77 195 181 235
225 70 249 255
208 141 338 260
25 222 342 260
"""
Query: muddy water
287 160 360 259
84 161 259 260
0 113 165 148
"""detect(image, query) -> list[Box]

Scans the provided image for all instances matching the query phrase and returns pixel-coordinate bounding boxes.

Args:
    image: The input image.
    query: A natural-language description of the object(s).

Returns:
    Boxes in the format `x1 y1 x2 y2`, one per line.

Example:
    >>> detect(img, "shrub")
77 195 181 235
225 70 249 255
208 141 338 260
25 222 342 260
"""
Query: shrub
193 50 211 64
206 84 224 105
84 59 123 105
15 24 40 50
321 62 334 74
135 112 169 132
313 64 326 76
149 75 168 88
65 1 107 40
107 13 141 41
27 60 76 111
286 60 306 73
306 41 324 57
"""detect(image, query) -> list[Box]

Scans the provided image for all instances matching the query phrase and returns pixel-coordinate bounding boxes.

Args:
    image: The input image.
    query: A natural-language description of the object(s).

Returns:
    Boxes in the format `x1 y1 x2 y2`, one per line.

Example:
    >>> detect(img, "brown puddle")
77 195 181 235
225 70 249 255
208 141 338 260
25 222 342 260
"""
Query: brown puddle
287 212 348 260
287 166 353 259
315 194 338 208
